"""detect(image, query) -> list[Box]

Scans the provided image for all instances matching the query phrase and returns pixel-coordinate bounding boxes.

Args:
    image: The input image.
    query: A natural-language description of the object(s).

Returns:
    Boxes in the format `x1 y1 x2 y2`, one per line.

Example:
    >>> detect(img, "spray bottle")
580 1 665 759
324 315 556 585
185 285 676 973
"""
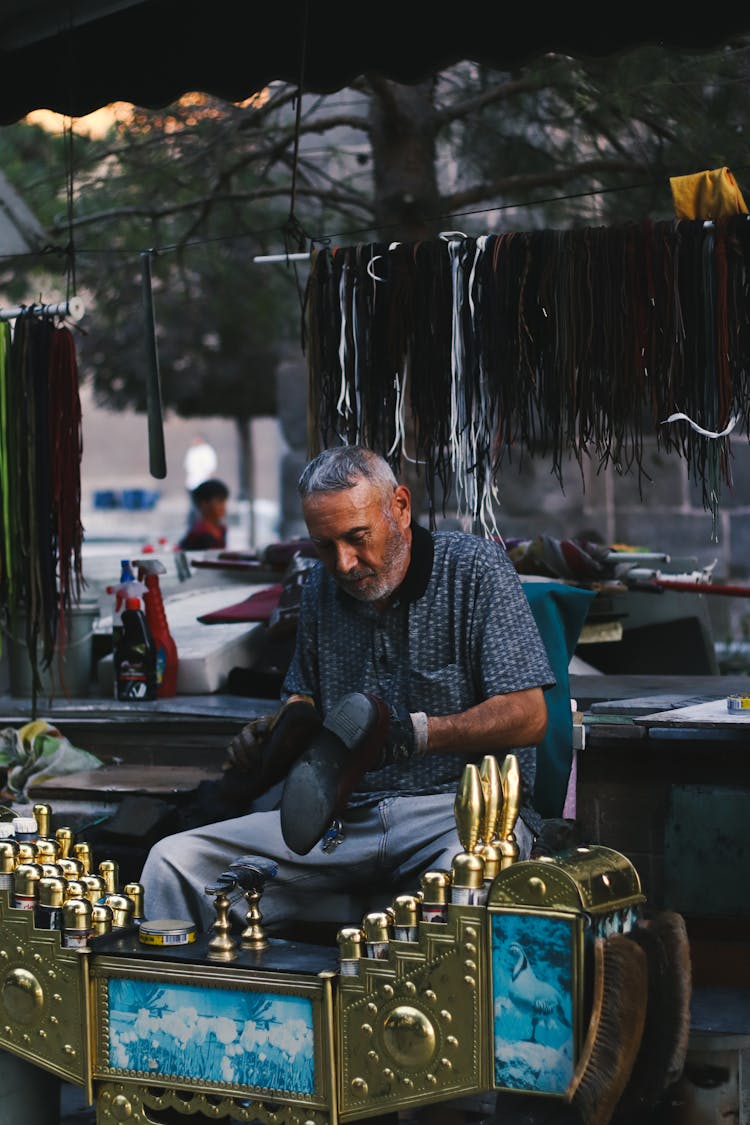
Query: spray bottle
106 560 145 652
133 558 179 697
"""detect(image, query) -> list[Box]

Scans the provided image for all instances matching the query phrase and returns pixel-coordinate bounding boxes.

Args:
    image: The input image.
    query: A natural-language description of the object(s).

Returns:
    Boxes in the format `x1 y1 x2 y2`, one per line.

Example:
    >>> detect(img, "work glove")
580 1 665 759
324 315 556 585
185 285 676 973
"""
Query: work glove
224 696 321 794
372 700 420 768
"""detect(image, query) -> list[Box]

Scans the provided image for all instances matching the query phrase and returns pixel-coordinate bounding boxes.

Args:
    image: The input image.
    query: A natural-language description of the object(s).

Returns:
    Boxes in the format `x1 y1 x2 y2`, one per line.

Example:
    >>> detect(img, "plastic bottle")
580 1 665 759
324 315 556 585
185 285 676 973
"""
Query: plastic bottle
134 559 178 697
106 560 140 651
114 596 157 701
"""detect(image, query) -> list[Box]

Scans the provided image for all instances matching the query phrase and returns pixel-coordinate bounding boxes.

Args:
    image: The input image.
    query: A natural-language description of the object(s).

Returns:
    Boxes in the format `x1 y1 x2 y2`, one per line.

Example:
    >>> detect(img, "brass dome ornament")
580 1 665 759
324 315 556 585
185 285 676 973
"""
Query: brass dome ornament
382 1006 437 1068
1 967 43 1023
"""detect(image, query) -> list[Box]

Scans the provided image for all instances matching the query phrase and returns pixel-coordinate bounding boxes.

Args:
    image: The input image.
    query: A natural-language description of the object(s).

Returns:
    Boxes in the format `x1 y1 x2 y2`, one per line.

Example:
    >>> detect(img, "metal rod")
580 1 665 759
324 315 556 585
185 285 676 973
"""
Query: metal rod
252 253 310 263
0 296 84 322
140 251 167 480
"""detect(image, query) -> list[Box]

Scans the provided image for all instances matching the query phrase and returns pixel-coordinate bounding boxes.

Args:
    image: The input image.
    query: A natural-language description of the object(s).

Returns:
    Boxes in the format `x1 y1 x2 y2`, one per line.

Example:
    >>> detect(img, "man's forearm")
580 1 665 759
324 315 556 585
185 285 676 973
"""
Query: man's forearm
424 688 547 755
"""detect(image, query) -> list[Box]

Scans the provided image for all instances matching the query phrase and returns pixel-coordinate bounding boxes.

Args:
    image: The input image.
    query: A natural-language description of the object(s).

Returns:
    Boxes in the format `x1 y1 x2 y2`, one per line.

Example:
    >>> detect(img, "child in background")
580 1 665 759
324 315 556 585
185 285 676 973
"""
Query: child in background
178 479 229 550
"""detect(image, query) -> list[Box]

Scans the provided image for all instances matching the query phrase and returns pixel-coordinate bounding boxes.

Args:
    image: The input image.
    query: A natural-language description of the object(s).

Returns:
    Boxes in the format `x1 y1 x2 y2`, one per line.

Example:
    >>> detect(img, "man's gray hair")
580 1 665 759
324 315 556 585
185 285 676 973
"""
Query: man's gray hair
298 446 397 500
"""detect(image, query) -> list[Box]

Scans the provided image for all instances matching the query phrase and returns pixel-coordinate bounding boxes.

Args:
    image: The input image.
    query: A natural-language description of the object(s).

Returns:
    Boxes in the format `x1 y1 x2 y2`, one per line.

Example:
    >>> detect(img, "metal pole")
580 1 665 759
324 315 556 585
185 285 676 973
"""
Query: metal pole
140 250 167 480
0 297 84 322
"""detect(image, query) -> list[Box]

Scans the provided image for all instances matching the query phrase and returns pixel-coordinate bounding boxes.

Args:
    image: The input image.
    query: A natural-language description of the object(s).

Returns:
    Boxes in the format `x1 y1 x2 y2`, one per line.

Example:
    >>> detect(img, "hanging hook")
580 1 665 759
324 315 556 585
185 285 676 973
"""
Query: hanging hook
367 254 387 283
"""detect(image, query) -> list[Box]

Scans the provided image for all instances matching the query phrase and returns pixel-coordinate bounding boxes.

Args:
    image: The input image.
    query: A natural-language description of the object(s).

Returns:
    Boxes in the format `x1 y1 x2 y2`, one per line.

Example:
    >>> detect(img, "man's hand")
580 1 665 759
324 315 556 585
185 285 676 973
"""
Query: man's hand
224 697 321 794
224 714 275 773
374 701 419 767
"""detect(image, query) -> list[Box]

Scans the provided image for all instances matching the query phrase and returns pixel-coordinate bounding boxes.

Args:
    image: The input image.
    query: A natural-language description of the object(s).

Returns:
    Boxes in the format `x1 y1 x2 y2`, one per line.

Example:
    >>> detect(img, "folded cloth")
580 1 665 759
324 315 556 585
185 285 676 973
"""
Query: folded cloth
261 538 318 568
670 166 749 221
0 720 103 801
197 584 283 625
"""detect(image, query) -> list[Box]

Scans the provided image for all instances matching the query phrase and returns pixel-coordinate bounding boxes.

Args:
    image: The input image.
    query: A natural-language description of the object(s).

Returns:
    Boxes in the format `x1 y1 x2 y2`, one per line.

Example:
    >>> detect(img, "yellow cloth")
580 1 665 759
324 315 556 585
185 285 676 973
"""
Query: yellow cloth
670 166 749 220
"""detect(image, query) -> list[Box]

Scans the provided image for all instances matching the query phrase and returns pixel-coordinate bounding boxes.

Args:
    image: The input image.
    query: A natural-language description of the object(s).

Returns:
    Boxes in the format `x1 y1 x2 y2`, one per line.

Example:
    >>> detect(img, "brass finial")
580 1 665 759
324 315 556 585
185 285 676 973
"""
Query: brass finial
239 885 269 950
124 882 145 924
205 880 238 961
478 755 502 844
496 754 521 869
99 860 119 896
55 827 73 860
72 843 92 875
32 803 52 839
453 763 484 853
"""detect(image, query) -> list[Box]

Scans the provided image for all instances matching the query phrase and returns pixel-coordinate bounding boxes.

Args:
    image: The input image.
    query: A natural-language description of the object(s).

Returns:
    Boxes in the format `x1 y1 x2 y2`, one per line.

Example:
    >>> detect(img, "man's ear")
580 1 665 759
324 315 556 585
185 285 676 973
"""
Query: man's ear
392 484 411 527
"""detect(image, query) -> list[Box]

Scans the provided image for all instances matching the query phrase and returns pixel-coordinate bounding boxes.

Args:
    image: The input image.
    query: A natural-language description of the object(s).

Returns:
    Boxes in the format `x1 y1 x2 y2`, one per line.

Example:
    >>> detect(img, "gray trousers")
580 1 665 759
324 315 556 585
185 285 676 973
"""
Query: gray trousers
140 791 533 936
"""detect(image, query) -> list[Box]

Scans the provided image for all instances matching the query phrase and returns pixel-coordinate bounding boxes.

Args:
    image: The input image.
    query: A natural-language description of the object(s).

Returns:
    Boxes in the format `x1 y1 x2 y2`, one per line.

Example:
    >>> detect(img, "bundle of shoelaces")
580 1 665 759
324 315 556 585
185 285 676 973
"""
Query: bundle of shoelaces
0 312 84 695
304 216 750 533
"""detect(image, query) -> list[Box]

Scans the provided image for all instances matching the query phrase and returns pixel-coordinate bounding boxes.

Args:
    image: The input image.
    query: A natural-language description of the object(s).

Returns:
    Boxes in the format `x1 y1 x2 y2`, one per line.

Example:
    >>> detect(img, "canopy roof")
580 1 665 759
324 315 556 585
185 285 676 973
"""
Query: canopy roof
1 2 749 124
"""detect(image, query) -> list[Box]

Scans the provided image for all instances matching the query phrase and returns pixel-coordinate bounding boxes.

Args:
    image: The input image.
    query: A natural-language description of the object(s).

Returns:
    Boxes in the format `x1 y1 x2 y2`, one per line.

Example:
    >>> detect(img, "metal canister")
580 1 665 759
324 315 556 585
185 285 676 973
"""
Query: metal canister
57 858 83 881
11 817 38 843
55 827 73 859
13 862 42 909
35 876 66 930
123 882 145 924
362 911 391 959
0 840 19 895
105 893 135 930
64 879 88 902
91 902 114 936
337 926 364 975
39 862 64 879
451 852 487 905
72 842 92 874
15 842 37 866
32 804 52 840
80 874 106 905
138 919 197 947
34 838 60 864
62 897 93 949
419 870 452 923
392 894 420 941
99 860 119 896
477 840 502 886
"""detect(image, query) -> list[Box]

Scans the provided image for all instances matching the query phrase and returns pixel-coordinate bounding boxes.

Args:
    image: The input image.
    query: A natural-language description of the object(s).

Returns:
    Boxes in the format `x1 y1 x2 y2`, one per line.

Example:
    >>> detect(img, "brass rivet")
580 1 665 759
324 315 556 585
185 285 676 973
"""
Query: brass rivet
463 975 476 988
361 1023 373 1036
439 1009 452 1022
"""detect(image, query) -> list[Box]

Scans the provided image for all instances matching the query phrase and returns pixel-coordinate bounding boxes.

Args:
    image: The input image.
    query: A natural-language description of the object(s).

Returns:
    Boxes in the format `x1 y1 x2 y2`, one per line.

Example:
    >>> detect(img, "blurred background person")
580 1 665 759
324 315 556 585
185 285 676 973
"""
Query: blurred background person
183 434 218 527
178 479 229 550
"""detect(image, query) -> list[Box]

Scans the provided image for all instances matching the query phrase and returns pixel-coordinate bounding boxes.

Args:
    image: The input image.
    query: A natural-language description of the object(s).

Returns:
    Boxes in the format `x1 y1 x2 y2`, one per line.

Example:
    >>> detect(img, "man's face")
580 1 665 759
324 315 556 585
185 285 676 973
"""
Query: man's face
303 478 412 606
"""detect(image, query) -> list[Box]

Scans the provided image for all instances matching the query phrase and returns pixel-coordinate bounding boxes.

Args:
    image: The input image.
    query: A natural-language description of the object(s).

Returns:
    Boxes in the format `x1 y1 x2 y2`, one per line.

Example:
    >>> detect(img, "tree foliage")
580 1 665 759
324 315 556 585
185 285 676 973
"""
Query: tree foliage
1 40 750 425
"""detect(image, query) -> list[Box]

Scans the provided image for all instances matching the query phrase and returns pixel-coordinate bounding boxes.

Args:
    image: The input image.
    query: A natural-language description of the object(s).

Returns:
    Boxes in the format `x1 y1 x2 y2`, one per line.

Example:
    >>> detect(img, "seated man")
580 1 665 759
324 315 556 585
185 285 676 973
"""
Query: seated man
141 446 554 935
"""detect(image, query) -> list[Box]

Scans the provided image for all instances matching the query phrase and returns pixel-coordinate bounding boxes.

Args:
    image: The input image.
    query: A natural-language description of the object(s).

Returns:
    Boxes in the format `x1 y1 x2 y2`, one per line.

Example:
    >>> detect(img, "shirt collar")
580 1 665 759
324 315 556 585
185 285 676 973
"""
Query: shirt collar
397 521 433 603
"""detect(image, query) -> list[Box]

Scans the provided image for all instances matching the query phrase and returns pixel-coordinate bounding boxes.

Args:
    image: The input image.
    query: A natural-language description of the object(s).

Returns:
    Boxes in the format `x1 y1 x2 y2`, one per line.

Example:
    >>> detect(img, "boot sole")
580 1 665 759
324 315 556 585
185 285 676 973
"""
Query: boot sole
280 693 381 855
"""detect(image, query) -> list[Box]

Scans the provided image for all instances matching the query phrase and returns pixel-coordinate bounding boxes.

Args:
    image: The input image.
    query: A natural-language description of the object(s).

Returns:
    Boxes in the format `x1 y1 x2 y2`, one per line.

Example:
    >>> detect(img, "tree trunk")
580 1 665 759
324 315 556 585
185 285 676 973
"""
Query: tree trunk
235 416 256 548
368 76 442 241
368 77 442 513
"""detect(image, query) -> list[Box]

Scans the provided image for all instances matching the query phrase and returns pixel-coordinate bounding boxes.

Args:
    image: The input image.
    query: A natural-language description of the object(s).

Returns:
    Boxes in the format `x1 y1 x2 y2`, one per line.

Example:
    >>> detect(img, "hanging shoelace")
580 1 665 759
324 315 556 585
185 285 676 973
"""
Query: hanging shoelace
303 216 750 533
0 312 84 706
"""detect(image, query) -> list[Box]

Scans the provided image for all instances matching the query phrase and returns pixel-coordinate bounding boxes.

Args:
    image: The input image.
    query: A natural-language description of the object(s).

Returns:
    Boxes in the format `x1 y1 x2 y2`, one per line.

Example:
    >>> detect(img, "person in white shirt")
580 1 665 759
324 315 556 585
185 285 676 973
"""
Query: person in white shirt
183 435 218 526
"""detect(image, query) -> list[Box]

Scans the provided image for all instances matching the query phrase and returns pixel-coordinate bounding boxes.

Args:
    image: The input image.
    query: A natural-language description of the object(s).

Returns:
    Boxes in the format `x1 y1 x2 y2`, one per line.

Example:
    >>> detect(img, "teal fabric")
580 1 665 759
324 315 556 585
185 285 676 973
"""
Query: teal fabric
521 580 596 819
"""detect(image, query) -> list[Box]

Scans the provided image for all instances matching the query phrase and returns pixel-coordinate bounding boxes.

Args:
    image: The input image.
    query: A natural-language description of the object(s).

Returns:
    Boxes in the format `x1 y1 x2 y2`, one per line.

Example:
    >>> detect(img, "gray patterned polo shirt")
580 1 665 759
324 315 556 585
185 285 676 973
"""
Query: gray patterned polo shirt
282 525 555 827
